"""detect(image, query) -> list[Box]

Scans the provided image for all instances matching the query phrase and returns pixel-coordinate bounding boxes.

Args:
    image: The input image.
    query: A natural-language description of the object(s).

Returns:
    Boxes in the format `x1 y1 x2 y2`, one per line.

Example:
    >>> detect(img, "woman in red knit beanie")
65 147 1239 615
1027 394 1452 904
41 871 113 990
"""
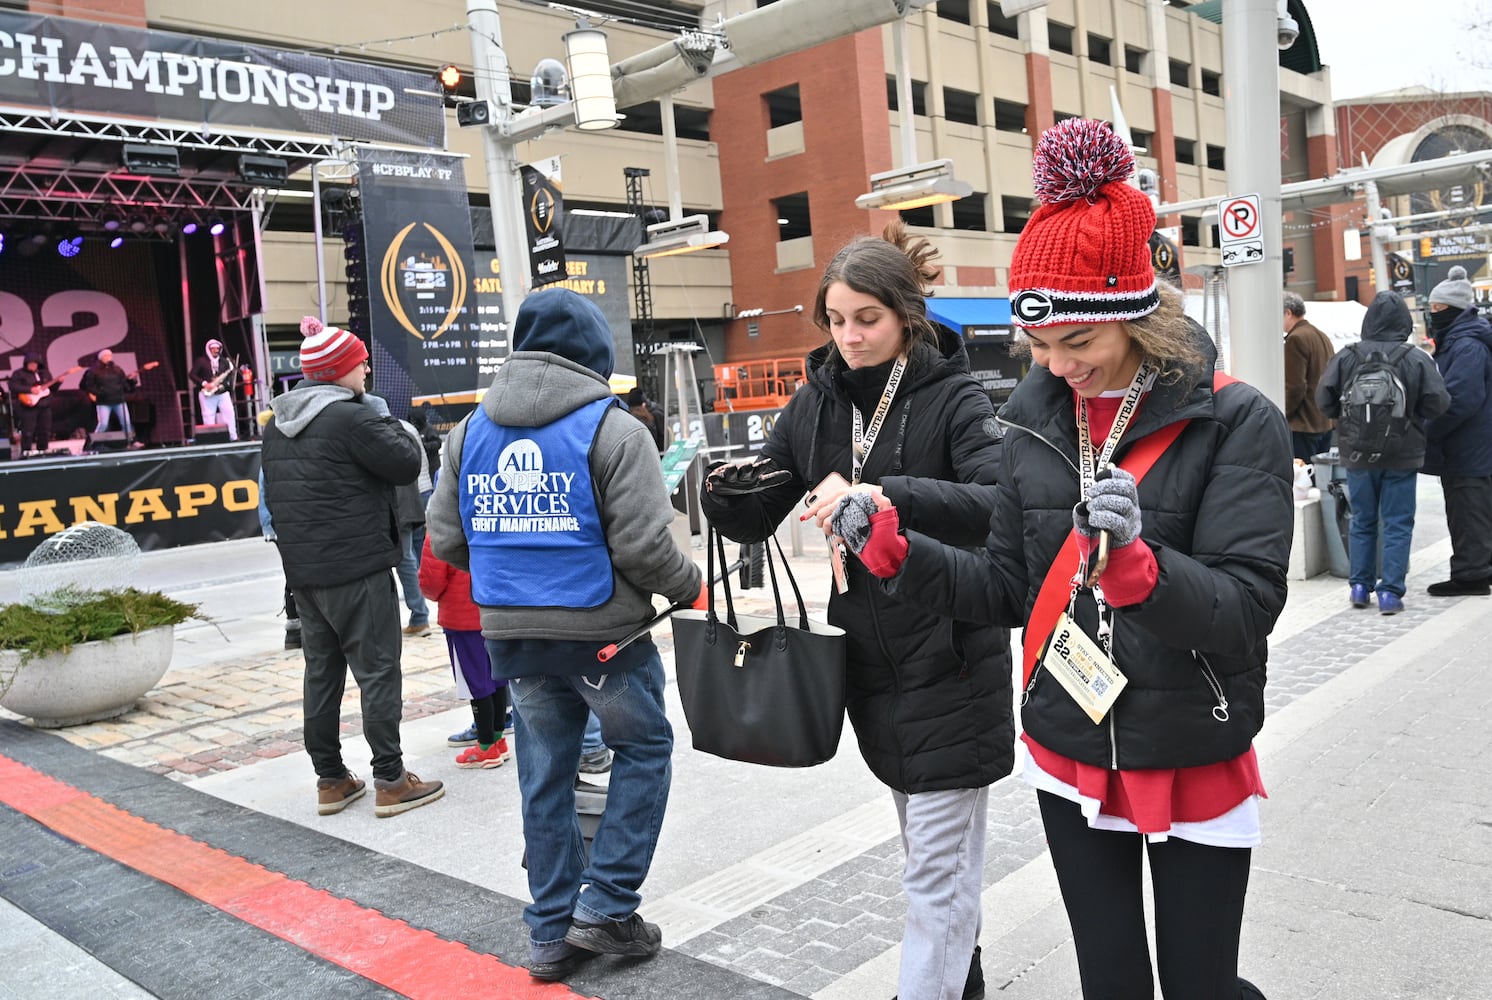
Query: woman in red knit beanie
832 119 1290 1000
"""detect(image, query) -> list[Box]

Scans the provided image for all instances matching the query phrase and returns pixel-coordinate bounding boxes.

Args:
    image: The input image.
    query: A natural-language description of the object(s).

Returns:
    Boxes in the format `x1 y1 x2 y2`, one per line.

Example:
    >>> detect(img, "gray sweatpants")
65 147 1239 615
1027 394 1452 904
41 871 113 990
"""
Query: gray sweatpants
296 569 405 783
893 785 989 1000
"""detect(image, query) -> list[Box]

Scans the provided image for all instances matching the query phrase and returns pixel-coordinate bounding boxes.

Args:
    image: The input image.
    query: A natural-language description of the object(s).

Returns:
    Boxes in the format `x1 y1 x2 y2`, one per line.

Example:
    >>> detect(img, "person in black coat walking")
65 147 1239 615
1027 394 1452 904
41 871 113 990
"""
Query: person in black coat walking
841 121 1289 1000
1316 291 1449 612
1421 266 1492 596
703 221 1008 1000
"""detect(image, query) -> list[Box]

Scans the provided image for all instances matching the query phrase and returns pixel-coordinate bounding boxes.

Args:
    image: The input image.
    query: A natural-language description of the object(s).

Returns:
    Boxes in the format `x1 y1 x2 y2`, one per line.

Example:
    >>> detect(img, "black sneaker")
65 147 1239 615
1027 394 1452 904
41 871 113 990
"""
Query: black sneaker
578 747 613 774
1427 578 1491 597
529 948 598 981
564 913 662 957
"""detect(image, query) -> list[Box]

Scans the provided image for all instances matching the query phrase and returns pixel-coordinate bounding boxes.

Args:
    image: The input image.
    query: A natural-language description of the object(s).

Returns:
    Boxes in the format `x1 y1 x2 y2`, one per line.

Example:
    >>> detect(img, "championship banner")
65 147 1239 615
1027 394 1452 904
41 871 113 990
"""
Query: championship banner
356 148 482 419
0 448 262 565
0 10 444 148
521 159 566 287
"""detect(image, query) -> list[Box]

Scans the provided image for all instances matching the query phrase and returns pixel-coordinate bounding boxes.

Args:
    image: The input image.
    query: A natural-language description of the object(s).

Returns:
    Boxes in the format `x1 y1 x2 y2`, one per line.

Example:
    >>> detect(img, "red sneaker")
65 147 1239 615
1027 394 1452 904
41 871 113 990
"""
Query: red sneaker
455 739 512 769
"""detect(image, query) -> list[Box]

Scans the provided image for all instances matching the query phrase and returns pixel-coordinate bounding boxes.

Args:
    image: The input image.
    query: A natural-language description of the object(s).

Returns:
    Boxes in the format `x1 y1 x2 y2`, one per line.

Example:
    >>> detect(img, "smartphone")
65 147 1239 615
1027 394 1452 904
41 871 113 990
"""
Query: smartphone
807 473 851 594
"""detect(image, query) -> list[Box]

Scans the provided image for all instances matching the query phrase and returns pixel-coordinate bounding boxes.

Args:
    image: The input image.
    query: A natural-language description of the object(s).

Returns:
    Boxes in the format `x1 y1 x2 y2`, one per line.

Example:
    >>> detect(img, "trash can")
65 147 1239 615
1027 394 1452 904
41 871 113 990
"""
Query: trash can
1312 450 1350 579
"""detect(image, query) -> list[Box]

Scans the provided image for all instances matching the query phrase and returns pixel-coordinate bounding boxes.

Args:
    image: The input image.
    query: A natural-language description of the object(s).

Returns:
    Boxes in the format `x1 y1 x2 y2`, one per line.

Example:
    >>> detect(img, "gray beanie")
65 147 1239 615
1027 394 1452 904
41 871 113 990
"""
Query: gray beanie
1429 265 1475 310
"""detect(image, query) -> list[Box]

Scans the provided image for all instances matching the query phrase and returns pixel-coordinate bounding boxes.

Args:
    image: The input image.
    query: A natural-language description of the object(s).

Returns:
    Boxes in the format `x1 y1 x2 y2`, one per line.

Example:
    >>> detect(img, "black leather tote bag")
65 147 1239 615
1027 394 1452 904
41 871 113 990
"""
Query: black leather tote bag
672 521 847 767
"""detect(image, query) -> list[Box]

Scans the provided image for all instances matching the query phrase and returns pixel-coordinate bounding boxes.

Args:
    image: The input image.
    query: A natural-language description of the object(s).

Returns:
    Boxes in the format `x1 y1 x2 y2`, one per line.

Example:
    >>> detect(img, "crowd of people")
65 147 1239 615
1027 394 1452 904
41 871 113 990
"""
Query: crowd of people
245 116 1492 1000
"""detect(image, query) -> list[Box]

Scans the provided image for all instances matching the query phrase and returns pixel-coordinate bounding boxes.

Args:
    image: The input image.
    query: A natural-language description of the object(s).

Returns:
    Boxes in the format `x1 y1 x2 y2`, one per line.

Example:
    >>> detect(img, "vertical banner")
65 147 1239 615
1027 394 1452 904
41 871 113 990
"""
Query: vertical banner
521 158 567 288
356 148 481 418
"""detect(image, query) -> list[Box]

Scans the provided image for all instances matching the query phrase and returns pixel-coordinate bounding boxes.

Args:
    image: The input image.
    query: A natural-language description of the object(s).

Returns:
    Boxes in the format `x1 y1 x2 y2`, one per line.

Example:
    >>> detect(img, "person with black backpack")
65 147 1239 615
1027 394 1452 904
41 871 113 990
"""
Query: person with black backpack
1317 291 1449 613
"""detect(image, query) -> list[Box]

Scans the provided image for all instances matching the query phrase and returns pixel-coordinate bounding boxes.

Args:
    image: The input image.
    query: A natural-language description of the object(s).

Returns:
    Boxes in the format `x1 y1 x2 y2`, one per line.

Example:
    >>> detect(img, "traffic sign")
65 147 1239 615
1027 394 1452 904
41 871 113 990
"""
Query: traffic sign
1217 193 1264 268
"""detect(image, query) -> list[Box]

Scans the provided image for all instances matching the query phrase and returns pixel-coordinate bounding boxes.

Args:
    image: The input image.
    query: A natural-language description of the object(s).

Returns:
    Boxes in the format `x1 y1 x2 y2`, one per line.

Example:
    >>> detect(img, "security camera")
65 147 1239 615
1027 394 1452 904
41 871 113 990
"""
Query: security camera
1276 13 1299 50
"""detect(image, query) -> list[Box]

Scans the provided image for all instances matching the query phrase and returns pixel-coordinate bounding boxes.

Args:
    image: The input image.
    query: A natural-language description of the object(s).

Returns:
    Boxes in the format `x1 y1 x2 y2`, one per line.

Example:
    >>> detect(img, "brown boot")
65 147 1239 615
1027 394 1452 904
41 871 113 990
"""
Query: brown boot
373 770 445 818
316 772 366 815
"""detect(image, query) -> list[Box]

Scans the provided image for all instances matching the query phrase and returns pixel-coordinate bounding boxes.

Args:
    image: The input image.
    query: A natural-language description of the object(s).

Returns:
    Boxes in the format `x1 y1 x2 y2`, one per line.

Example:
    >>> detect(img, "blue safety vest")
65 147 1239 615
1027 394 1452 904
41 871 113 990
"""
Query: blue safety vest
458 397 616 608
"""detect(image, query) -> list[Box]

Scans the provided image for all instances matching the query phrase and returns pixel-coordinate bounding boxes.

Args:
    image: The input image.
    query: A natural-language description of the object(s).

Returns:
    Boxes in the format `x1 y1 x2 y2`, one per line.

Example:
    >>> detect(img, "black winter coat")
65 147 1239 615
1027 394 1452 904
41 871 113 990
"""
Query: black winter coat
261 393 421 589
701 330 1012 794
1424 307 1492 478
81 363 138 405
886 329 1292 771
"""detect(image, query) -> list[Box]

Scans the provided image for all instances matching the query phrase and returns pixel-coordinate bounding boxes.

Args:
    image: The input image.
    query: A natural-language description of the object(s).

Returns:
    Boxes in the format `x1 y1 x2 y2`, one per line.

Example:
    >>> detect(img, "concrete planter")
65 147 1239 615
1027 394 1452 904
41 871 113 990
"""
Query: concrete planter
0 625 174 728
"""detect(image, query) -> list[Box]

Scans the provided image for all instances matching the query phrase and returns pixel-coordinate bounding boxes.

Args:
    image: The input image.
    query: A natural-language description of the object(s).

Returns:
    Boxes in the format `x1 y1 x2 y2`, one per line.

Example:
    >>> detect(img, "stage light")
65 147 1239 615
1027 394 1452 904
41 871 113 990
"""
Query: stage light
130 216 148 233
57 236 83 258
208 218 226 236
109 236 124 249
153 219 170 235
237 154 289 187
0 233 6 254
182 221 198 234
30 232 48 245
121 142 181 177
102 214 122 232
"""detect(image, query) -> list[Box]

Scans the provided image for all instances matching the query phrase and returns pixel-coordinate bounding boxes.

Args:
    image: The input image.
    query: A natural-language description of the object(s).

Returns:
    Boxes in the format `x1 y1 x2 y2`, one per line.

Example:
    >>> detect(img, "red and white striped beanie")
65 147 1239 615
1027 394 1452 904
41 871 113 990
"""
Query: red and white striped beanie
298 316 368 381
1008 119 1159 329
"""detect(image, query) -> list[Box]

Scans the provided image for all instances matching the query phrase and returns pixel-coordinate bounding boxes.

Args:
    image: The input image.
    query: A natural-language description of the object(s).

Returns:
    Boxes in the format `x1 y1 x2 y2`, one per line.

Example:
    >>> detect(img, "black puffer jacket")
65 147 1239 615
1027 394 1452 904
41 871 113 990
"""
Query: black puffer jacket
702 330 1012 794
886 329 1292 770
261 383 421 589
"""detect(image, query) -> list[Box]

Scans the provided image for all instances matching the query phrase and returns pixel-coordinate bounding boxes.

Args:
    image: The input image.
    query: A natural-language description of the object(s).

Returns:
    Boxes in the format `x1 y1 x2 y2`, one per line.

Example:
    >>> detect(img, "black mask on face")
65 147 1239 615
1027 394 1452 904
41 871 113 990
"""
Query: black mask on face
1430 308 1461 334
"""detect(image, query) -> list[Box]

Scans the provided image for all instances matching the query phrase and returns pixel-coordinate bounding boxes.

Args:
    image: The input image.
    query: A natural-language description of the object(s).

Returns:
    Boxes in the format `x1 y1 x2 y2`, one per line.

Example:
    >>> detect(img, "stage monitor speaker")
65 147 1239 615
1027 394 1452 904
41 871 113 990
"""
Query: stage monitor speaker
194 424 232 444
91 430 130 452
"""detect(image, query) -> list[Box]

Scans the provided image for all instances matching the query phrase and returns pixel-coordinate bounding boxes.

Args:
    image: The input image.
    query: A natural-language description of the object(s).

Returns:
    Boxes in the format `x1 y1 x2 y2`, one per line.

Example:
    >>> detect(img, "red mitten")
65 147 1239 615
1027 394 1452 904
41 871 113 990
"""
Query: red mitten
691 580 710 610
1096 537 1158 607
859 509 908 578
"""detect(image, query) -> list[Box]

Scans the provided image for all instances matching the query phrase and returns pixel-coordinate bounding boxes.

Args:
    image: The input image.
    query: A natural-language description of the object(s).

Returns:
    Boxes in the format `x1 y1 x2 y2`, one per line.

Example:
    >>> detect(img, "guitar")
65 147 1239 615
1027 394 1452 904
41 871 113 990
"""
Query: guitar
17 365 84 407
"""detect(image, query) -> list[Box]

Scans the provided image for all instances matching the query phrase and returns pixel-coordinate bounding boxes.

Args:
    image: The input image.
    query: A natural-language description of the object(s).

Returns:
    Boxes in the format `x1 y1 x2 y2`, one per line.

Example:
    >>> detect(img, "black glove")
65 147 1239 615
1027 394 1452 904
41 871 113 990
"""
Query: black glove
704 458 792 496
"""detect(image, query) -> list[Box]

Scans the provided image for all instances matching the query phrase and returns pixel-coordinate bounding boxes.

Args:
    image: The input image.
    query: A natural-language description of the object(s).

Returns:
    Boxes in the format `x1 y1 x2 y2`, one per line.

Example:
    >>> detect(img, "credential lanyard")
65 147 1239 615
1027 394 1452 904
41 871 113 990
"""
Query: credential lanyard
1075 362 1156 498
850 354 908 484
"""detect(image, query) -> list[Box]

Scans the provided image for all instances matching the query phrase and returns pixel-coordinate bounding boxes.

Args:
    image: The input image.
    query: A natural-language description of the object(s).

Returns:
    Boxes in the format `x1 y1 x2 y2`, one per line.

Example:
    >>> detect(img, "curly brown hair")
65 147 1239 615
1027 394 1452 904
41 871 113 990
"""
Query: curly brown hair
812 219 944 364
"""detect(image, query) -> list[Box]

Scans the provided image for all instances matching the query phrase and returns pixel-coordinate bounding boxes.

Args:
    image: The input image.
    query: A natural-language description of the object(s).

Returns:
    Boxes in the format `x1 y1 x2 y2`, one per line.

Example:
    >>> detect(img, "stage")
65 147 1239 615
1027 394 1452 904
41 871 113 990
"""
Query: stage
0 441 263 566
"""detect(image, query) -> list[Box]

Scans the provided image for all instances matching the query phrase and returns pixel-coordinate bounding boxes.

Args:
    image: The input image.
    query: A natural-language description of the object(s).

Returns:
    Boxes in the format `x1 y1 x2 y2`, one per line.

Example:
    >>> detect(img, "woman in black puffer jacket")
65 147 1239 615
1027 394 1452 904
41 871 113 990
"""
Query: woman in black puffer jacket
847 121 1290 1000
702 221 1009 1000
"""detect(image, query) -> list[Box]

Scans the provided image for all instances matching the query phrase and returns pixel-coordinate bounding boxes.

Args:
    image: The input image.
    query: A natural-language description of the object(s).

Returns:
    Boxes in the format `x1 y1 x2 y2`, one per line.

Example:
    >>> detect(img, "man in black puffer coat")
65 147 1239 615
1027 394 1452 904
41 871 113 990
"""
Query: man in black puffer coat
262 322 443 819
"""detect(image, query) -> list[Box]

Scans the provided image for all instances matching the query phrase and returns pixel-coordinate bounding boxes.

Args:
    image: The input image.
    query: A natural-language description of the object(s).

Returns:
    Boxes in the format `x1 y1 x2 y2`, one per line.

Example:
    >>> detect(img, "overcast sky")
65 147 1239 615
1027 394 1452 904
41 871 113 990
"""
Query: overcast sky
1307 0 1492 100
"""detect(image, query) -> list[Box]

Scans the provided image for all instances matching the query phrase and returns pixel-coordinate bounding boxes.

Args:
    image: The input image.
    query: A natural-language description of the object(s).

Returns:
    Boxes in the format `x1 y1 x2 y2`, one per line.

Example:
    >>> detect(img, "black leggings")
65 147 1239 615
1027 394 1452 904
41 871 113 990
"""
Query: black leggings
1038 791 1252 1000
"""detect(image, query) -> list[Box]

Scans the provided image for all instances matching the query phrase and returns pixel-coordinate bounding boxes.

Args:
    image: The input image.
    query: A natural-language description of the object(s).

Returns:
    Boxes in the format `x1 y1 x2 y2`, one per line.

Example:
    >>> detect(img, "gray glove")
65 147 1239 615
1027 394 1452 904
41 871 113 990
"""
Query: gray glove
829 492 879 553
360 392 391 418
1073 467 1142 547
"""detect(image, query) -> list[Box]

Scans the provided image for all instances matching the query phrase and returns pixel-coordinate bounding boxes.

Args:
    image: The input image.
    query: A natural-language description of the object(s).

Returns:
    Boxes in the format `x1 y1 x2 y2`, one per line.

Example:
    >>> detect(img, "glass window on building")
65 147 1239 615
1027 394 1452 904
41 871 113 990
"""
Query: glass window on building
1201 69 1222 97
986 3 1020 38
1206 144 1226 170
994 99 1028 133
1169 59 1191 88
1087 34 1113 66
1049 22 1075 55
944 88 980 127
1125 46 1146 74
936 0 971 24
1176 138 1197 166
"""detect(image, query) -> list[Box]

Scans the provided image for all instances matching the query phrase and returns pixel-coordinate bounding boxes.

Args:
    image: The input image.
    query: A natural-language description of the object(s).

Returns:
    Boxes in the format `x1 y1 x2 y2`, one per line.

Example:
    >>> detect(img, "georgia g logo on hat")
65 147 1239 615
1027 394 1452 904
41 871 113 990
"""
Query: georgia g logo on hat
1012 289 1055 326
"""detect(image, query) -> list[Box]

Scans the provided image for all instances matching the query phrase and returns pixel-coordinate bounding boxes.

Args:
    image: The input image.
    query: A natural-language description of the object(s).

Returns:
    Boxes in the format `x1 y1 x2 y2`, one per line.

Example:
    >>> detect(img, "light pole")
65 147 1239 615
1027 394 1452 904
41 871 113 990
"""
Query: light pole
1222 0 1285 407
464 1 618 334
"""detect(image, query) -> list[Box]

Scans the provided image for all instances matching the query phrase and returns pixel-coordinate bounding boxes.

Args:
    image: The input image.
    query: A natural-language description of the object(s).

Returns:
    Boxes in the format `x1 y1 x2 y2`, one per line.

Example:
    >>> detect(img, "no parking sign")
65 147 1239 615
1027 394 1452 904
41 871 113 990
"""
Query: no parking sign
1217 193 1264 268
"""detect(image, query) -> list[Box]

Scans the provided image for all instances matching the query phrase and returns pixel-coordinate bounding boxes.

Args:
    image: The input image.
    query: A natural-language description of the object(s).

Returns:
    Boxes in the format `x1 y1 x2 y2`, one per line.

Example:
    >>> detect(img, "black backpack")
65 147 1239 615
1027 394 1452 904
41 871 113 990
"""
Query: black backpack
1338 343 1414 462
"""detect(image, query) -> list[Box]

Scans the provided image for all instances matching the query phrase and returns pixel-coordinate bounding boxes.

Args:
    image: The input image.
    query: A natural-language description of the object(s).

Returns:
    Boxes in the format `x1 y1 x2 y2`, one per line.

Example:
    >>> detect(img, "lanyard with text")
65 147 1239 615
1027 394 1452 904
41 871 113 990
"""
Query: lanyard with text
850 354 908 484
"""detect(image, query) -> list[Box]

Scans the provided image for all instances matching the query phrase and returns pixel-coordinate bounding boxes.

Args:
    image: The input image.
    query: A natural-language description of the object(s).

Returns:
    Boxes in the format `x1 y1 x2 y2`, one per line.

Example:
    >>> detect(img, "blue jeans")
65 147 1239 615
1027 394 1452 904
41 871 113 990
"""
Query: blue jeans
395 528 429 626
582 711 604 753
1346 467 1417 597
499 640 673 962
94 402 133 437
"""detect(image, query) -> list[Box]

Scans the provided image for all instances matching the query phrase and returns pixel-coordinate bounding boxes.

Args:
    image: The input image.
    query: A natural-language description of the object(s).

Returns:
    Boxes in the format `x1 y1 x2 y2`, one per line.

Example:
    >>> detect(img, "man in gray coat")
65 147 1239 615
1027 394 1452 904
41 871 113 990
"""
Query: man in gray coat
427 288 703 983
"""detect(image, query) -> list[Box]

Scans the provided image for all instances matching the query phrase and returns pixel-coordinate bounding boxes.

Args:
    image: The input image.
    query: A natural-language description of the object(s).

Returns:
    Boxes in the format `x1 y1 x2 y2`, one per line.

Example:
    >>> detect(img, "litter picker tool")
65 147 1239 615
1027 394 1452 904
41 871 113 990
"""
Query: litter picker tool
597 559 742 663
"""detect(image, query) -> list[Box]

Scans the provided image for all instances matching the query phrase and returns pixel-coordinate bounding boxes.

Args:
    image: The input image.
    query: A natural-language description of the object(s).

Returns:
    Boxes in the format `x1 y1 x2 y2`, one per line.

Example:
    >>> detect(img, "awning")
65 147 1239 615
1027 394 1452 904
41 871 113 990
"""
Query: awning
926 297 1012 334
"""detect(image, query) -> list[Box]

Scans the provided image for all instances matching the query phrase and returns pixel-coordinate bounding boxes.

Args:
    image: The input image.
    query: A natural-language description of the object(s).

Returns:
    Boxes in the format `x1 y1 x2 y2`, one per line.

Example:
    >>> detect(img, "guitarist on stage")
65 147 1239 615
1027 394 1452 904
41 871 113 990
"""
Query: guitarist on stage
82 349 142 445
190 338 242 441
7 353 55 457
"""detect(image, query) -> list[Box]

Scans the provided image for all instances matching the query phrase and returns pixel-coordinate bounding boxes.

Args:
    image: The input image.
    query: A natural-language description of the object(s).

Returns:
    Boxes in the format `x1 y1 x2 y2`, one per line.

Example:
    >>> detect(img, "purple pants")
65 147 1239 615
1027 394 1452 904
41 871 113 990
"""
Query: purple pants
446 628 503 700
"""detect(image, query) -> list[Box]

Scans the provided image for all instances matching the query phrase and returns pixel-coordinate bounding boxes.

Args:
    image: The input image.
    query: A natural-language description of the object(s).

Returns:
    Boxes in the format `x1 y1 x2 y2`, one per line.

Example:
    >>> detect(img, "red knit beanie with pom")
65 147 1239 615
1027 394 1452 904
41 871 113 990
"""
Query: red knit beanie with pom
297 315 369 381
1008 119 1159 329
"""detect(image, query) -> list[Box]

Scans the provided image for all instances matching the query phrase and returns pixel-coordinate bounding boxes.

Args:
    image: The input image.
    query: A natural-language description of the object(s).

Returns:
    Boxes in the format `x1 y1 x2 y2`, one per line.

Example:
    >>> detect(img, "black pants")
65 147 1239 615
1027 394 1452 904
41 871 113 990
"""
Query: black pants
16 404 51 452
1439 474 1492 582
296 570 405 782
1038 791 1252 1000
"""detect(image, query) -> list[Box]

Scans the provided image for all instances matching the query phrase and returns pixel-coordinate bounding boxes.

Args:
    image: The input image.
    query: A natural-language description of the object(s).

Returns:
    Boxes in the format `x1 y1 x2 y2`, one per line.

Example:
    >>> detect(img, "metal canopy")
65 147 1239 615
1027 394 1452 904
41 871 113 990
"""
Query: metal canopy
0 106 336 226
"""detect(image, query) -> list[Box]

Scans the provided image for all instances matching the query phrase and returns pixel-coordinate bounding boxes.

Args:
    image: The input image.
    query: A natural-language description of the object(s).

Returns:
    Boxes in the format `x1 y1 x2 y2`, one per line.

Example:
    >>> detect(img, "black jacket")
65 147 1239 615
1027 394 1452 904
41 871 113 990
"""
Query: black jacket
701 329 1012 794
1317 293 1449 471
7 366 51 405
261 382 421 589
1424 307 1492 478
886 327 1292 771
190 353 234 394
81 362 138 405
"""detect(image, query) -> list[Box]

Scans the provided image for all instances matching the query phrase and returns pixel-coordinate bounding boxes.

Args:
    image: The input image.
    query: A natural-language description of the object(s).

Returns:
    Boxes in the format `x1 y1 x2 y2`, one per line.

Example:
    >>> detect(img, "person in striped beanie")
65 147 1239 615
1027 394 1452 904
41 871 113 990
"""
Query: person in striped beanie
260 316 445 819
